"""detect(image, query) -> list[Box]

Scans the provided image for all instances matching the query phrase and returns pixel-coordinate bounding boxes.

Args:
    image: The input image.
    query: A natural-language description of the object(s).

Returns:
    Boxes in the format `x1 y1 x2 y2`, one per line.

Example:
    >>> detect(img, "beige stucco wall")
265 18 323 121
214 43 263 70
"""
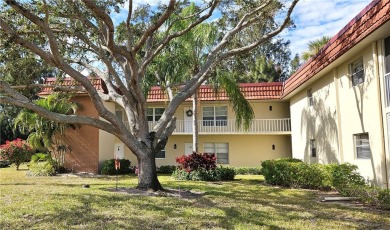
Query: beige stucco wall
117 134 291 167
98 101 116 172
147 100 290 120
290 42 388 187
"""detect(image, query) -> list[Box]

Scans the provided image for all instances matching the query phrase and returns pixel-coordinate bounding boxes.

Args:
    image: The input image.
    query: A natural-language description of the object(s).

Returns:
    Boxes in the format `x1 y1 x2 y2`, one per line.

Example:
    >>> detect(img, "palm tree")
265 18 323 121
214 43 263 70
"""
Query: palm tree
301 36 332 61
14 93 78 168
148 3 254 153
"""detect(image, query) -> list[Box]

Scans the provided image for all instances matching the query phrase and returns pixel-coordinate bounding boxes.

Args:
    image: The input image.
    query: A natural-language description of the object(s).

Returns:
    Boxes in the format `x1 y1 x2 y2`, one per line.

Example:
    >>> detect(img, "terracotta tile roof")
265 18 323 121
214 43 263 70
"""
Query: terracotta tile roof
40 77 283 101
147 82 284 102
283 0 390 97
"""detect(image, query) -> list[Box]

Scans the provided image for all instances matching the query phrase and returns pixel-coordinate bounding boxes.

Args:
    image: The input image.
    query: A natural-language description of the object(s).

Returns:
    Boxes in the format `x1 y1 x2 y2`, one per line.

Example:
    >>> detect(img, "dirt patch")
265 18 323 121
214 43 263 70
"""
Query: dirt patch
107 187 205 199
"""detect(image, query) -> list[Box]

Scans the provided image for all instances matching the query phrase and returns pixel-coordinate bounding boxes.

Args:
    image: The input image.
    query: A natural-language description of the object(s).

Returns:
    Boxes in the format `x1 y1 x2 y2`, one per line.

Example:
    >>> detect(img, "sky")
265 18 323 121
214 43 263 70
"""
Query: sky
116 0 373 58
283 0 372 57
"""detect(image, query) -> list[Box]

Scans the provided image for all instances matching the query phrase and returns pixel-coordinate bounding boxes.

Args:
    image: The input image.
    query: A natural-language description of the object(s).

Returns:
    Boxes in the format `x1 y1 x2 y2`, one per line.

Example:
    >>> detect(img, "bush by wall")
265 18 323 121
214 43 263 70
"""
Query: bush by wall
101 159 131 175
176 152 217 172
233 166 262 175
157 165 177 174
261 158 390 210
172 166 236 181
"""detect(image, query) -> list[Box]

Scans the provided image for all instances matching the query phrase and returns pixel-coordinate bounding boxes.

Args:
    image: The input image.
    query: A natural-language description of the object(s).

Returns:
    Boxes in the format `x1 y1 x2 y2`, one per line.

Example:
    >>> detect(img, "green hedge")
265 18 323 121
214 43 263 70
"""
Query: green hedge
101 159 132 175
157 165 177 174
172 166 236 181
261 158 390 210
233 166 262 175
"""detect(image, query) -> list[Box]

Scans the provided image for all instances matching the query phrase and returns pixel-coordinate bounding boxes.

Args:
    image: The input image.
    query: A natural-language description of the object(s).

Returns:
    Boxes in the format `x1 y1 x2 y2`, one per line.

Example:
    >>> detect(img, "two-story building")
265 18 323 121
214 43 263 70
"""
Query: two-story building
40 0 390 188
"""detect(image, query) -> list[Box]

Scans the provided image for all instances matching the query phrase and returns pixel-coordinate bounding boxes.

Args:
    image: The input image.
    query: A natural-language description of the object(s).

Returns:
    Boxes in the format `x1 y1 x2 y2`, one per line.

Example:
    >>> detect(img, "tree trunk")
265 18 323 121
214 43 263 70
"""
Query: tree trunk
136 154 163 191
192 91 199 153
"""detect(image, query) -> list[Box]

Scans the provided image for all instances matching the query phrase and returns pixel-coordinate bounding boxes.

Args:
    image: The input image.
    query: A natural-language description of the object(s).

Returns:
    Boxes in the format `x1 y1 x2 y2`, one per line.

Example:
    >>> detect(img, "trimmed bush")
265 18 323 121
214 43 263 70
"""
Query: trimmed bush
330 163 365 196
233 166 262 175
157 165 177 174
172 166 236 181
377 189 390 210
101 159 131 175
261 159 332 190
217 167 236 180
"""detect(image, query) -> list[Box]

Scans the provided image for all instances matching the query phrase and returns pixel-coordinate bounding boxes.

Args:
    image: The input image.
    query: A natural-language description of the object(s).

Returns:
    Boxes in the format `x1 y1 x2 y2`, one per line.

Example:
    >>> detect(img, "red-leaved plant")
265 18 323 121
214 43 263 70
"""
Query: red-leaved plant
175 152 216 172
0 138 35 170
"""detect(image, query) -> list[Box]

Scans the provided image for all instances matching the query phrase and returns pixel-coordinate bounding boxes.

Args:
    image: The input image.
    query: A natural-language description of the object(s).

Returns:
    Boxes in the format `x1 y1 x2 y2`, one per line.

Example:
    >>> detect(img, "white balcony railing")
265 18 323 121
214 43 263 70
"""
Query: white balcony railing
124 118 291 134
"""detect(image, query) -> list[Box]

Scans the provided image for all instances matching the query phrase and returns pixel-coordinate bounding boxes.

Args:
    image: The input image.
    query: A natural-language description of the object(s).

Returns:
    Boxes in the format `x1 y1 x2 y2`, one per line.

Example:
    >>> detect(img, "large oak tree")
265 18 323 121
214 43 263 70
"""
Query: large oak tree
0 0 298 190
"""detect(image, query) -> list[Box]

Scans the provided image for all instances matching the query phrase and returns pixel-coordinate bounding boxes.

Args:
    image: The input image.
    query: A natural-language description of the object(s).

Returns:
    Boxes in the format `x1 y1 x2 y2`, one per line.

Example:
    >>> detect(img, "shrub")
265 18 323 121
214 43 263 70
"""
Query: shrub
217 167 236 180
233 166 262 175
0 139 35 170
157 165 177 174
261 158 330 189
0 160 10 168
31 153 51 163
176 152 216 172
172 166 236 181
377 189 390 210
29 161 56 176
28 153 56 176
101 159 131 175
330 163 366 196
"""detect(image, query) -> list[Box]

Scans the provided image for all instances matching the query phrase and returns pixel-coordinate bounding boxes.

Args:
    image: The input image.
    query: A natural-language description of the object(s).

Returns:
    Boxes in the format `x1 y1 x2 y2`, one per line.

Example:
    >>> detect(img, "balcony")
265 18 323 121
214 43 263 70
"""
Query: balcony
124 118 291 135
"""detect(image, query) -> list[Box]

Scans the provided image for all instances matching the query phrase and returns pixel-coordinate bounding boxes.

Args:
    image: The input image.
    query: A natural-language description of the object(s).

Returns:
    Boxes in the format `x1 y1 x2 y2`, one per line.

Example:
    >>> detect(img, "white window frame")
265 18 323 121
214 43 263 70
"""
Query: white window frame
384 36 390 107
204 143 229 164
351 58 365 86
147 107 165 122
202 106 227 127
354 133 371 159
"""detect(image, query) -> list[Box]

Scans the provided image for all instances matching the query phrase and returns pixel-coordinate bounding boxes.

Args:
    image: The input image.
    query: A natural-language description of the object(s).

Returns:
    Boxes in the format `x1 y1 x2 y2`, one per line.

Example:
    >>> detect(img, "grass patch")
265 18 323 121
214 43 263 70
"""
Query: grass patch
1 164 389 229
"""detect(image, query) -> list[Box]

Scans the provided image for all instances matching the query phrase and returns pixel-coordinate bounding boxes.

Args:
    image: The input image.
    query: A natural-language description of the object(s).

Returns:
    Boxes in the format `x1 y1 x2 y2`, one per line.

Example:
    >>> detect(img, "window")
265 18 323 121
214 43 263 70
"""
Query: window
204 143 229 164
385 36 390 107
202 106 227 126
147 108 164 122
155 149 165 159
351 59 365 86
354 133 371 159
307 89 313 106
310 139 316 157
115 110 123 121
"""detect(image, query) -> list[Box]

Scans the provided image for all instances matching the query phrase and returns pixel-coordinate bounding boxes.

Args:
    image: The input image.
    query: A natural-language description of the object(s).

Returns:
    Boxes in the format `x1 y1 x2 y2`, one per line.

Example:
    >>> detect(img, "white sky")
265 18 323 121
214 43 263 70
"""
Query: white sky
283 0 372 56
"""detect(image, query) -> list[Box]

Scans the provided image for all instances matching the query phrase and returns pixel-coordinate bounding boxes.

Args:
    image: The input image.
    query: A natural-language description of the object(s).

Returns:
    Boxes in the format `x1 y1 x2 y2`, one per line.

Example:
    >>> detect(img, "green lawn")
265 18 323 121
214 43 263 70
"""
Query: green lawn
1 165 389 229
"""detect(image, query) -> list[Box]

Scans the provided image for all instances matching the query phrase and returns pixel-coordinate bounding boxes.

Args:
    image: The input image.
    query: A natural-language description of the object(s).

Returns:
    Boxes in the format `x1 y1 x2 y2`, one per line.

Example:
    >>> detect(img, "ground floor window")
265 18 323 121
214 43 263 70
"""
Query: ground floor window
204 143 229 164
155 149 165 159
354 133 371 159
310 139 316 157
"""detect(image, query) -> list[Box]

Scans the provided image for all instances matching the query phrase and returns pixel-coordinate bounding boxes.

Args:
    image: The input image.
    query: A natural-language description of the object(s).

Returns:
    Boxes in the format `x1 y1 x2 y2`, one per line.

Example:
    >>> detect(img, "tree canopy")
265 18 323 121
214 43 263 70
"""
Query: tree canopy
0 0 299 190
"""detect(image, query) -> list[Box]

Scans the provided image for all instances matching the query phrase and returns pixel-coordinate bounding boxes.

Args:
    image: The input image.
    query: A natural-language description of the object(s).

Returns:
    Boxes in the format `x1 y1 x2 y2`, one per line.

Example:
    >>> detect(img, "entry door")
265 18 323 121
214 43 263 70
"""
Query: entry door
184 107 193 133
185 143 193 156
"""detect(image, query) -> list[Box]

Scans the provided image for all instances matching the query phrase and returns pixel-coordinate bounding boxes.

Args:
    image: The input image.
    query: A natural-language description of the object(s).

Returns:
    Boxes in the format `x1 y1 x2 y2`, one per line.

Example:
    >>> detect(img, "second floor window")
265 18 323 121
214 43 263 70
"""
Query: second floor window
147 108 164 122
351 59 365 86
203 106 227 126
307 89 313 106
310 139 316 157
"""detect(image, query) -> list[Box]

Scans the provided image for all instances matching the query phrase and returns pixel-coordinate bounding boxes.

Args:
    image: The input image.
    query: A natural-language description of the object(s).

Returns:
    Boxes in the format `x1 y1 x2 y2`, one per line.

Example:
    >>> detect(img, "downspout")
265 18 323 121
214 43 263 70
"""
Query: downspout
373 41 389 189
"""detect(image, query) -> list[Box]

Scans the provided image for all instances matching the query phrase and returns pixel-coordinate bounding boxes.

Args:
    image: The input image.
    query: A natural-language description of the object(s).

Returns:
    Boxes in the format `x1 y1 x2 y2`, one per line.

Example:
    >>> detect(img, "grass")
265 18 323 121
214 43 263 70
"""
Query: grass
1 164 389 229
